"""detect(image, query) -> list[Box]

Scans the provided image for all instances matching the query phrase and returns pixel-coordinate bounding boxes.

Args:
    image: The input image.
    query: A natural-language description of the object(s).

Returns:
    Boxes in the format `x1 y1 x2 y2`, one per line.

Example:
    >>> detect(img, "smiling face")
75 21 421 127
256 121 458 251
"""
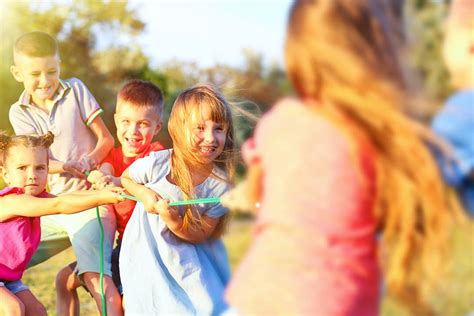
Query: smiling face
10 54 61 106
1 145 48 196
189 106 228 166
114 102 162 157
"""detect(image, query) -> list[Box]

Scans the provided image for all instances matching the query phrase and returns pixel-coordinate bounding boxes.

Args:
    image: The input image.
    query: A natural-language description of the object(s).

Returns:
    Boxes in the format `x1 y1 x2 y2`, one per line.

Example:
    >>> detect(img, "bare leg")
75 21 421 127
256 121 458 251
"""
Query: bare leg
0 287 25 316
15 289 47 316
56 264 81 316
82 272 123 316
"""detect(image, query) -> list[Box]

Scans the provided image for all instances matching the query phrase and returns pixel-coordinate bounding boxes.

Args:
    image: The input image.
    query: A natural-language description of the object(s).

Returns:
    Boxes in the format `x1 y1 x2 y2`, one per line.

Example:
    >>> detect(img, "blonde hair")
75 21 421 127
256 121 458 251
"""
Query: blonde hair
285 0 450 312
0 131 54 167
168 84 236 237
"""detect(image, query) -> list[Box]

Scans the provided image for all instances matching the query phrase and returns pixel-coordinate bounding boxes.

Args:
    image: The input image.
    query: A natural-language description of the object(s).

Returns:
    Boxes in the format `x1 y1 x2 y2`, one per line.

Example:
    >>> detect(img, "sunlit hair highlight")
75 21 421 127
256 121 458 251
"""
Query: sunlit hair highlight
117 79 164 118
168 84 236 237
0 131 54 167
285 0 451 313
14 31 58 59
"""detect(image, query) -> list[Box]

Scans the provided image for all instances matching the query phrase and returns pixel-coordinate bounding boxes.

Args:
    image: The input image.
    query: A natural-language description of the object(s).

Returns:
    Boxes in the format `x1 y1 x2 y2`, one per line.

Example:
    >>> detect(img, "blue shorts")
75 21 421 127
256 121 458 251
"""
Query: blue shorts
0 280 29 294
29 205 116 276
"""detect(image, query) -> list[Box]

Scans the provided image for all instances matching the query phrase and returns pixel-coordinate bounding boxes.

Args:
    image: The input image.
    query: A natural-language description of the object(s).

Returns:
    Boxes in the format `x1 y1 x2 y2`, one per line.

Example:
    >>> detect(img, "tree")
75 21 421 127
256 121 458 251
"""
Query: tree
0 0 146 133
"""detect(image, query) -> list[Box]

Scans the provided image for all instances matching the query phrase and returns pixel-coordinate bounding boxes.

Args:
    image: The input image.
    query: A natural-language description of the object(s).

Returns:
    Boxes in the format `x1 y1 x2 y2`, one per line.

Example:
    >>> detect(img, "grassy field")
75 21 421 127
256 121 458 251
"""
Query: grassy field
22 217 473 315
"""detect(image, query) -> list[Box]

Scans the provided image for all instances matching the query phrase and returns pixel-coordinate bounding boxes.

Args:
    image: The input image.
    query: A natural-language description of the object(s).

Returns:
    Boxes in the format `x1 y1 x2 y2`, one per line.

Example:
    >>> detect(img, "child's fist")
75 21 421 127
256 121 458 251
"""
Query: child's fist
154 199 170 214
87 170 114 189
98 186 125 204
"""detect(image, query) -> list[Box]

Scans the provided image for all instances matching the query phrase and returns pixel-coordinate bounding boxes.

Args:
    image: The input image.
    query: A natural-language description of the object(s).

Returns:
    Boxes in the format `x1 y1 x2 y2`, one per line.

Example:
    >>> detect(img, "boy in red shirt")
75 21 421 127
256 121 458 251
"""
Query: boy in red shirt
55 79 165 315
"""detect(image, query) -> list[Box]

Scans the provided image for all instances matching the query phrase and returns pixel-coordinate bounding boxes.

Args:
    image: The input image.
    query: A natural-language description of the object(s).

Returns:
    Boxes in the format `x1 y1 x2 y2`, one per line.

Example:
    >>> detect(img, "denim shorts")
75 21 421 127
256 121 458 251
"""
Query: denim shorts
29 205 116 276
0 280 29 294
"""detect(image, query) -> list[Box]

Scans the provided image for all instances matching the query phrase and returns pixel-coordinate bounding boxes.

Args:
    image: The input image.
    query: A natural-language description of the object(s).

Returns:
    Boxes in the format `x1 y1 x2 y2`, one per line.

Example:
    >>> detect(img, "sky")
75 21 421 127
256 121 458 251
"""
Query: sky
129 0 293 68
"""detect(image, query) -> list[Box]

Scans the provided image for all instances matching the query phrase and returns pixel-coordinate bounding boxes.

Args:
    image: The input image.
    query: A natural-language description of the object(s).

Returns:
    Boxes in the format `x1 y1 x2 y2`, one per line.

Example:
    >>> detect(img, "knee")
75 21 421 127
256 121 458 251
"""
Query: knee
1 298 25 316
55 266 75 293
25 301 47 316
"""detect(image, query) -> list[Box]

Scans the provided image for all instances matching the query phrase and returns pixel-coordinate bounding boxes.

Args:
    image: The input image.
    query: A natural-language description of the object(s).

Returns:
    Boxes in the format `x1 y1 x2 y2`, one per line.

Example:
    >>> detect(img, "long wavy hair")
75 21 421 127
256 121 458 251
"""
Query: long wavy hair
168 84 237 237
285 0 451 312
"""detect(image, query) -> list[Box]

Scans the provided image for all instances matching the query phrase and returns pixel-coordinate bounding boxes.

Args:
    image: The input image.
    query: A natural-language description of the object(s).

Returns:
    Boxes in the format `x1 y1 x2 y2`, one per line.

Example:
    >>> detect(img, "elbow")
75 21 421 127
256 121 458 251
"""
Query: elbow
105 136 114 152
181 231 210 244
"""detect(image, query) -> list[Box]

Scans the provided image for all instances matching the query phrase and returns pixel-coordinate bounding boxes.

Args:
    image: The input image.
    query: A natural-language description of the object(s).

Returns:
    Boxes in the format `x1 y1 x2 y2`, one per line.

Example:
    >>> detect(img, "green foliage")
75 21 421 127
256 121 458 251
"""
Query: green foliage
406 0 452 105
0 0 145 133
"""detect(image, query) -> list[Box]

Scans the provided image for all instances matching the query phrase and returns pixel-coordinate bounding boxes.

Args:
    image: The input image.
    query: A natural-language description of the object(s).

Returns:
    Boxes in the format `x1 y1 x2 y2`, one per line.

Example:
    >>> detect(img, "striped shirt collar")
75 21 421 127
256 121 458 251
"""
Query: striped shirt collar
18 79 71 107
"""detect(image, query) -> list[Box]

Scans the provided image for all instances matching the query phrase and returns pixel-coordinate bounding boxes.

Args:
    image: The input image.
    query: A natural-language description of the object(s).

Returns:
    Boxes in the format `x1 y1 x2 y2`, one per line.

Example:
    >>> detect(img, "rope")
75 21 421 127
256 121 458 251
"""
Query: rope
95 206 107 316
86 171 221 316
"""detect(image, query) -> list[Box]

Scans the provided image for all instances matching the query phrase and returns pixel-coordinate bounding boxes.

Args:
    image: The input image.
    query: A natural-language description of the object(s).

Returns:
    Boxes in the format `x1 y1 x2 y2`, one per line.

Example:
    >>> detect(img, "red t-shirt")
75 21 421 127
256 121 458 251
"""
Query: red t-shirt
102 142 165 240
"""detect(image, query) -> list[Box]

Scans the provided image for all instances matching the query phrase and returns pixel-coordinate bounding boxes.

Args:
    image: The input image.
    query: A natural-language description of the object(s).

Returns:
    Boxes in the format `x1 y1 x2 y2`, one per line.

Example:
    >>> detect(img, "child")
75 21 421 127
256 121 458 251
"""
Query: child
225 0 451 315
0 131 123 316
8 31 118 314
431 0 474 215
119 84 236 315
55 79 165 315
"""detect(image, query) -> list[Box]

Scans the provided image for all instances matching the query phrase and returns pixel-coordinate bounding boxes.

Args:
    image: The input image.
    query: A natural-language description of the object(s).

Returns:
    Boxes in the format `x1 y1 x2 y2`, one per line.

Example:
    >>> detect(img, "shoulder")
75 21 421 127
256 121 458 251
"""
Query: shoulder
9 100 24 115
130 149 171 172
150 141 165 152
64 77 88 90
148 148 172 163
257 98 347 150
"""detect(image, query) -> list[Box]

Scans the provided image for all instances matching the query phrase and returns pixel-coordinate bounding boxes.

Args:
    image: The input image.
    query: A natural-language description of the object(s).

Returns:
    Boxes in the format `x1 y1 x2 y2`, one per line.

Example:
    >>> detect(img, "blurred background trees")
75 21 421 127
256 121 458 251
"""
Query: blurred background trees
0 0 451 145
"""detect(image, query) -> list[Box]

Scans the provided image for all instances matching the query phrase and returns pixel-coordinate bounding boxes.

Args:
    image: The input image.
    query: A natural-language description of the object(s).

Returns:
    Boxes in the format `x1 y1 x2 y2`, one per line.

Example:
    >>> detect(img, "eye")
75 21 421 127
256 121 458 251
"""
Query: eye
122 119 130 124
139 121 149 127
194 125 204 132
48 70 57 75
30 72 40 77
17 166 26 171
36 166 46 171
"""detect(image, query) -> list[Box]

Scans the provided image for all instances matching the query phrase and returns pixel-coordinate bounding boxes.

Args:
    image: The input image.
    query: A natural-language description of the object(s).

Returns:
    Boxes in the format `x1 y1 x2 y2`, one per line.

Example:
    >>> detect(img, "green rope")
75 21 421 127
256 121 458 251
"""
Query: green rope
120 194 220 206
85 171 107 315
95 206 107 316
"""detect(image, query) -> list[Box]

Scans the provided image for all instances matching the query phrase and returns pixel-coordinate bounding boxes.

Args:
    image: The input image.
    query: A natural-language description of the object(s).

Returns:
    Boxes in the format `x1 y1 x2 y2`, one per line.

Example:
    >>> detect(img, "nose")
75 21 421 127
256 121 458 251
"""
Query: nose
39 73 49 86
27 168 38 181
203 128 216 143
130 123 140 135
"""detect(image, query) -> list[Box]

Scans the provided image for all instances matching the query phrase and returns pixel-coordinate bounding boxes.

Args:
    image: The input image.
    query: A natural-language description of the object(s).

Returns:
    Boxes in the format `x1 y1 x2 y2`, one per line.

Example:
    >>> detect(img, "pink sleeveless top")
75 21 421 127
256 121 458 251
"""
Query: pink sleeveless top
226 99 380 316
0 187 47 281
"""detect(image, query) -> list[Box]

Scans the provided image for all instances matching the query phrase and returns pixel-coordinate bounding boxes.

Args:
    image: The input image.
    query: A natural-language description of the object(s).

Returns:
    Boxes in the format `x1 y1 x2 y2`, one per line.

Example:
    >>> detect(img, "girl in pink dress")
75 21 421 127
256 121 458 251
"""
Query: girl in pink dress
225 0 452 315
0 131 123 316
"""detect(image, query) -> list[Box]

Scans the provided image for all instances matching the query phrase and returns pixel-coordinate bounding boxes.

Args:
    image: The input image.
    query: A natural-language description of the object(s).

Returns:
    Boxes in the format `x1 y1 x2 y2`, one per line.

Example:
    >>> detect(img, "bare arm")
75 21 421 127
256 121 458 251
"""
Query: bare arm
121 168 162 211
0 188 123 222
85 117 114 168
153 199 220 243
47 159 87 179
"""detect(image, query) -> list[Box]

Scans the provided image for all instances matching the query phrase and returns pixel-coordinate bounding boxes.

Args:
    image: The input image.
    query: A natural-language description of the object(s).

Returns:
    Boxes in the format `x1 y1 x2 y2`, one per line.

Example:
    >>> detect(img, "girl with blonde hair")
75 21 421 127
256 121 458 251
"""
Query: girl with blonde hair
120 84 236 315
225 0 451 315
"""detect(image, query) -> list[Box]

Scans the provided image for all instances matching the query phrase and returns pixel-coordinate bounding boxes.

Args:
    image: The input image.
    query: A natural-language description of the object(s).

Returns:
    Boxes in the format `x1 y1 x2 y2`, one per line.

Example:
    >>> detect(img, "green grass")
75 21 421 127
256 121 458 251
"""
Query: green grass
22 218 473 315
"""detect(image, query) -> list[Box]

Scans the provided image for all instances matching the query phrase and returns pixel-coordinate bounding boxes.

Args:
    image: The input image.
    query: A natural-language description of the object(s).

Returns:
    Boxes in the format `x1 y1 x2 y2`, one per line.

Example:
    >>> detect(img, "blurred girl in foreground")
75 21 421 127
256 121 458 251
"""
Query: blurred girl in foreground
225 0 451 315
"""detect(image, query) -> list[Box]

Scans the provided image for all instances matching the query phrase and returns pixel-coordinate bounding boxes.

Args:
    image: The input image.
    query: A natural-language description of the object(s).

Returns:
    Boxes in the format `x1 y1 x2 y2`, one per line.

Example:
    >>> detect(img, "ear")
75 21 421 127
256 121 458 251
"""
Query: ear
113 113 119 127
0 166 10 185
153 121 163 136
10 65 23 83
